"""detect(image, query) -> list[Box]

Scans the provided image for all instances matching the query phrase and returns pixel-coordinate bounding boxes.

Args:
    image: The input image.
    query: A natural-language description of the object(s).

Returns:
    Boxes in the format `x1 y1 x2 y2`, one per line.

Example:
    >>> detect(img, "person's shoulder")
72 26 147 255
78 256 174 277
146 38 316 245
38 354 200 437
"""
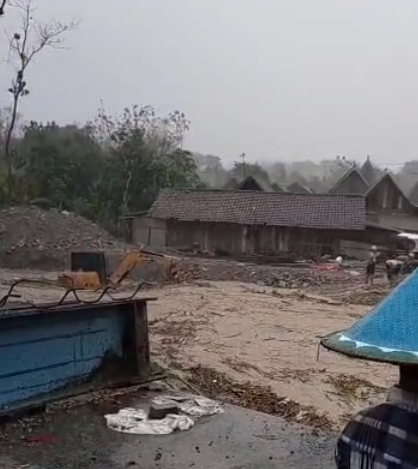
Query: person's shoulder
350 403 389 422
341 404 391 433
355 401 414 420
342 402 418 437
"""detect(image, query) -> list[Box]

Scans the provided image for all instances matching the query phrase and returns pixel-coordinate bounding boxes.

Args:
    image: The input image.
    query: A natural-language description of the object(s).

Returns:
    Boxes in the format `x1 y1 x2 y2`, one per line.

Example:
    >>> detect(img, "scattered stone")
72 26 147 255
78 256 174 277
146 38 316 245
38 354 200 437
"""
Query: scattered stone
148 402 178 420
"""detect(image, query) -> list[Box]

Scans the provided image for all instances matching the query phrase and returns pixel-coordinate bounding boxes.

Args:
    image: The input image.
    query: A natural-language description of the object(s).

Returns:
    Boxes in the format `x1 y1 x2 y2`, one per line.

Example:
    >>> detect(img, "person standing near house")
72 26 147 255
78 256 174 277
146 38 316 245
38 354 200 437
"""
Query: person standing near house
365 245 378 286
384 258 404 286
320 268 418 468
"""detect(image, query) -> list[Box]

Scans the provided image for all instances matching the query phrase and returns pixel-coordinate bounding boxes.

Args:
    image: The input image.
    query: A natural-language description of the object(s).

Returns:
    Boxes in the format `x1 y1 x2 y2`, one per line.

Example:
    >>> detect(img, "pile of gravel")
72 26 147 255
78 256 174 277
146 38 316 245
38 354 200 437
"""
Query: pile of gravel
0 206 128 269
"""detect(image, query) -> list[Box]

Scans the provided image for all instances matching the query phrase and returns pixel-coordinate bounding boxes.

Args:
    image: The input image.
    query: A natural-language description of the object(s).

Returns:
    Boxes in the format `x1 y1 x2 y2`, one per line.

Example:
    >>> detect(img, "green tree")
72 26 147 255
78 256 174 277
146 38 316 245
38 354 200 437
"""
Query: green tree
193 153 228 188
11 104 200 230
15 121 103 211
90 105 200 228
396 160 418 194
269 162 287 184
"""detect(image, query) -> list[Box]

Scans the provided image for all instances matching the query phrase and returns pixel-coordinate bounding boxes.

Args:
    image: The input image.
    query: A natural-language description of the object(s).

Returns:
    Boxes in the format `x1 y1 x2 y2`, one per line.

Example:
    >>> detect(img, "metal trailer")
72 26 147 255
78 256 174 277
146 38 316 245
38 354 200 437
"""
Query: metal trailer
0 281 154 417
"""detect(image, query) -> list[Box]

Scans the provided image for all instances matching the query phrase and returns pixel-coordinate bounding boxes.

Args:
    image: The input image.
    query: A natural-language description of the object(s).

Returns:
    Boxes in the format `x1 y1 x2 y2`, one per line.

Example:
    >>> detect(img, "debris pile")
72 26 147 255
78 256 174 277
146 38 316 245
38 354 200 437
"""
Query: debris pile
171 263 202 283
169 258 361 289
325 373 385 403
104 394 223 435
266 270 347 289
0 206 127 269
187 365 332 430
342 288 390 306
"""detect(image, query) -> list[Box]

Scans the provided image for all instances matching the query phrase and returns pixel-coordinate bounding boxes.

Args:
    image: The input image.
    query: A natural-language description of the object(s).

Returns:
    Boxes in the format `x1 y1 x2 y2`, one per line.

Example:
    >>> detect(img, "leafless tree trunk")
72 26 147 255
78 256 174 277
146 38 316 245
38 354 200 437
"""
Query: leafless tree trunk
4 0 77 202
0 108 12 159
0 0 7 16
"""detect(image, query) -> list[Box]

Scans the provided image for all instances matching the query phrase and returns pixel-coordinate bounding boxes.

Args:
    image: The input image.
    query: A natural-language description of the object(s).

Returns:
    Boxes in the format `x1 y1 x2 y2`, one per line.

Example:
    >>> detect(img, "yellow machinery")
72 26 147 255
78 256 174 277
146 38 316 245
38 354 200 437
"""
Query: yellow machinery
58 248 179 290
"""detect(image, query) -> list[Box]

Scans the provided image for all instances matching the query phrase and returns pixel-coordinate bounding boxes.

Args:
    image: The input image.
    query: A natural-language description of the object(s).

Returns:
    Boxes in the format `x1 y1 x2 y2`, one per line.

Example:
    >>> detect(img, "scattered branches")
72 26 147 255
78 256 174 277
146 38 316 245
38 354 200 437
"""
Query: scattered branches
4 0 78 201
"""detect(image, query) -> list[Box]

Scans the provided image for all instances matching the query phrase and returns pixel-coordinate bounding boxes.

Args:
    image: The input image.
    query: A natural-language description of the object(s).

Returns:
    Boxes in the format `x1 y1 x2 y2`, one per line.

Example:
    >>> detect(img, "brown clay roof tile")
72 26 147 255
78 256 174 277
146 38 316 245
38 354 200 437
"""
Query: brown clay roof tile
149 189 366 230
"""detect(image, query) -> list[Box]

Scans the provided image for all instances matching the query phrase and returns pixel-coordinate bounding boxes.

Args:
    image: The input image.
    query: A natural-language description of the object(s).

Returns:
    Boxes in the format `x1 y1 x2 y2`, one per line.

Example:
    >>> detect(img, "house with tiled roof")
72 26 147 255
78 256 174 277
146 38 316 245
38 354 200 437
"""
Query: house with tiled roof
126 188 403 258
130 188 376 257
326 159 418 233
365 172 418 232
328 167 370 196
150 188 365 228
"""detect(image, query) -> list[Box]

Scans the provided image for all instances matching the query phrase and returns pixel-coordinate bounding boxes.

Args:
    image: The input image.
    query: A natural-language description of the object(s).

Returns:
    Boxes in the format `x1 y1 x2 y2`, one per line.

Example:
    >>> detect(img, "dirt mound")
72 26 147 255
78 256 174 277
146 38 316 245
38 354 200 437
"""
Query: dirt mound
0 206 128 269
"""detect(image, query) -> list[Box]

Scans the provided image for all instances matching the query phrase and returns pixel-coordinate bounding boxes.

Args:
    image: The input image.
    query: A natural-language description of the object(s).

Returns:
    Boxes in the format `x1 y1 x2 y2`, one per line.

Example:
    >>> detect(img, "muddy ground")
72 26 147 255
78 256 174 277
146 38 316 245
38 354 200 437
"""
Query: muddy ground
147 281 395 428
0 262 396 429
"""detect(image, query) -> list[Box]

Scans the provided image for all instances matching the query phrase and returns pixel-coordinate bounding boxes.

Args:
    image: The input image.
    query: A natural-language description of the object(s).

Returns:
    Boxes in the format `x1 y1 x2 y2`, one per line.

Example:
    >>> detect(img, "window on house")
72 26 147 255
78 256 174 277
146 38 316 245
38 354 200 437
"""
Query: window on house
398 196 403 210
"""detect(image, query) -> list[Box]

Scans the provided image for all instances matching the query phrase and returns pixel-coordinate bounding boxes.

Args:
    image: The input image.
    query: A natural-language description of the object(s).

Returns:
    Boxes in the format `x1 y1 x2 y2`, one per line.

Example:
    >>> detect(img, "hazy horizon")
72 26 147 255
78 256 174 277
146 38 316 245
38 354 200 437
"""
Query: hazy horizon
1 0 417 167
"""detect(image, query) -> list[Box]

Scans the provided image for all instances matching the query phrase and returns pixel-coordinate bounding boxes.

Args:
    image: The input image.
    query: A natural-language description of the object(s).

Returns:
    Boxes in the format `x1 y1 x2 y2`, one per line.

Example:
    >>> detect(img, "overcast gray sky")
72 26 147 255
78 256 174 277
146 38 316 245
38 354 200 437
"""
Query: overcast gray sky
1 0 417 167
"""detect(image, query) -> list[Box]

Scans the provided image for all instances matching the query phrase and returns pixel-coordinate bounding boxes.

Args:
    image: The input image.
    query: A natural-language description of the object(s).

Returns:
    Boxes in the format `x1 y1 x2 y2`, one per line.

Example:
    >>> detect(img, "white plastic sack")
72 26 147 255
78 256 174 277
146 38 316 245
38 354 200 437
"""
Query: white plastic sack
104 407 194 435
151 395 224 418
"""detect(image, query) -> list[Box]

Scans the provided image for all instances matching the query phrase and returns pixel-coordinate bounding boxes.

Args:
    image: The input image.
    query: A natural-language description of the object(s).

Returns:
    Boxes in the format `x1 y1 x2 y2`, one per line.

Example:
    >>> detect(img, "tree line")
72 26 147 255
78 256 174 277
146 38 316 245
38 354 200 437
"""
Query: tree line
0 105 202 231
194 151 418 196
194 154 365 193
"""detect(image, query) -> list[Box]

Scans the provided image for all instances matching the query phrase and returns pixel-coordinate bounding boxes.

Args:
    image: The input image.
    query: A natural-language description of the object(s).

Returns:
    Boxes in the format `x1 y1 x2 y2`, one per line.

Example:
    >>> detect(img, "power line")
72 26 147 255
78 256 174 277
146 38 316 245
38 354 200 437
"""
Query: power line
371 163 413 167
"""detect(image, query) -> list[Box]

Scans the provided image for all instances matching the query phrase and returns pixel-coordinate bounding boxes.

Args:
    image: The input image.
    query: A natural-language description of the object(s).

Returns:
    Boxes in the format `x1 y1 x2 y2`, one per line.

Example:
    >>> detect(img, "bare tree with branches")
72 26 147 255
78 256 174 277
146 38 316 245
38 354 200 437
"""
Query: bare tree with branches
4 0 77 201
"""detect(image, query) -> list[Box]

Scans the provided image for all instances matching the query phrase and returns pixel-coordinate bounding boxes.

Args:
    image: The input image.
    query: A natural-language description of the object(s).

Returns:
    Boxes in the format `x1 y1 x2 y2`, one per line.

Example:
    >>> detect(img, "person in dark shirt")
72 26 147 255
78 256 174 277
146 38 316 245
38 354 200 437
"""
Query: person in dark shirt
335 365 418 468
365 245 378 286
320 266 418 469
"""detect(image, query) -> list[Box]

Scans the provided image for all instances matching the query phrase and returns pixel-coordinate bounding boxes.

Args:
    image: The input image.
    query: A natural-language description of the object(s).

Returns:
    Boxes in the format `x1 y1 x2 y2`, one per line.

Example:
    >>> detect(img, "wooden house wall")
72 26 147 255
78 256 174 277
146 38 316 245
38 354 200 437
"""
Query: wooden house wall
132 216 167 248
163 220 368 257
166 220 244 254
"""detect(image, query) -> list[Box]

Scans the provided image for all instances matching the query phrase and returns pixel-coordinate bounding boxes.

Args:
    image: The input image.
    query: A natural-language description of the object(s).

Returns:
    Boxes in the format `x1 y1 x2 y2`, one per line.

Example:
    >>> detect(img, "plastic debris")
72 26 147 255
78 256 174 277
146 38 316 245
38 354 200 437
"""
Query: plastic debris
104 395 223 435
151 395 224 418
105 408 194 435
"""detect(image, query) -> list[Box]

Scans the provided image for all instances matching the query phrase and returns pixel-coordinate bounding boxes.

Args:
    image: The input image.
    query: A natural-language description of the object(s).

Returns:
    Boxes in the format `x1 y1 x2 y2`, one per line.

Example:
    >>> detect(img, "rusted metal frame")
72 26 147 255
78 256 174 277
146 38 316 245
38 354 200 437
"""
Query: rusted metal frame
0 278 153 311
0 296 157 320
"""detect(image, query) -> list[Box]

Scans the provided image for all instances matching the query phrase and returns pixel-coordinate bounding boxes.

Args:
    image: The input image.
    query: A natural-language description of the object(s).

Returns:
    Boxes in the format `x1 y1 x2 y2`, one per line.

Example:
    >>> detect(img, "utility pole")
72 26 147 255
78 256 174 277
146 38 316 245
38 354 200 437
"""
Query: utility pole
240 153 246 179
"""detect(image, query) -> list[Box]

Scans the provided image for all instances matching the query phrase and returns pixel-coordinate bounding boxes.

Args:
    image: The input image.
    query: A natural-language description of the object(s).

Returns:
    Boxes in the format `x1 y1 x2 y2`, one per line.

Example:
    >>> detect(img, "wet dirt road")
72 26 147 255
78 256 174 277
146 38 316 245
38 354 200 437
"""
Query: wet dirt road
0 402 336 469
